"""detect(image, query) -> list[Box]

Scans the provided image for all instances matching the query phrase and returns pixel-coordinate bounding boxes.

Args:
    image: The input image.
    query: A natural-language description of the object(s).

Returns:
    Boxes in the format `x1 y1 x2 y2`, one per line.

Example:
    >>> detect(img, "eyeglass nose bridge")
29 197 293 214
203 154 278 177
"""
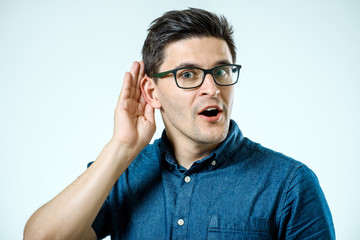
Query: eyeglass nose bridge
200 68 219 86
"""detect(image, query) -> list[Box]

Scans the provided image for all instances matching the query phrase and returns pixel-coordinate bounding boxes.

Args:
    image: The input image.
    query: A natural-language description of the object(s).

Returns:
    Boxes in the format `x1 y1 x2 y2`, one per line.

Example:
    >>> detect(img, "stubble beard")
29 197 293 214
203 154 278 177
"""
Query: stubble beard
161 97 231 146
186 102 230 145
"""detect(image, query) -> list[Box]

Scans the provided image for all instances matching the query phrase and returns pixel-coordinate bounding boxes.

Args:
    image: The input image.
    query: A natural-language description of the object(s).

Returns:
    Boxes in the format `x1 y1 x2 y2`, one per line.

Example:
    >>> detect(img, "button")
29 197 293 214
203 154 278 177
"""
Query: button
184 176 191 183
211 160 216 166
178 219 184 226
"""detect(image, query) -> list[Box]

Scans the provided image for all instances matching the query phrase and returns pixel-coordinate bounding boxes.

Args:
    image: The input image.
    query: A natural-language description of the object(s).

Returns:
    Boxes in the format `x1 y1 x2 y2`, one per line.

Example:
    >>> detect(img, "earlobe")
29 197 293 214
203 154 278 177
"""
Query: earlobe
140 75 161 109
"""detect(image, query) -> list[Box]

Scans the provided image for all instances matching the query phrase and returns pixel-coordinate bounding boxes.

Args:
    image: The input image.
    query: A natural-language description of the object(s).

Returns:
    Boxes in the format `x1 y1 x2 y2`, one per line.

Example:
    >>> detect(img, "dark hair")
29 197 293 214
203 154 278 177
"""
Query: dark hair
142 8 236 78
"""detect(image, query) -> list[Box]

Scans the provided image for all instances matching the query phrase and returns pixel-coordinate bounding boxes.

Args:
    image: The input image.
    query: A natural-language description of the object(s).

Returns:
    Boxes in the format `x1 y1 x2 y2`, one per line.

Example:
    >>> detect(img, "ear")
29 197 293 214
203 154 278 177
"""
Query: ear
140 75 161 109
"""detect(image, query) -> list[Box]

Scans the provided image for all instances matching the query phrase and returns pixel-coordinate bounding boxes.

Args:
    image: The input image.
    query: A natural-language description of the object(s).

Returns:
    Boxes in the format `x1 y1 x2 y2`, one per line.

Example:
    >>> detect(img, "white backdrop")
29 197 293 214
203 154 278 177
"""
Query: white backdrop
1 0 359 239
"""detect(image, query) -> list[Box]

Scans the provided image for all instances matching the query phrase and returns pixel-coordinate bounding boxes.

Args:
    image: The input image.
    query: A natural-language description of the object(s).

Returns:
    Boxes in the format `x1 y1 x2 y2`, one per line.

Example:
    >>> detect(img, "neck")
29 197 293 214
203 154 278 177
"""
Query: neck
166 132 219 170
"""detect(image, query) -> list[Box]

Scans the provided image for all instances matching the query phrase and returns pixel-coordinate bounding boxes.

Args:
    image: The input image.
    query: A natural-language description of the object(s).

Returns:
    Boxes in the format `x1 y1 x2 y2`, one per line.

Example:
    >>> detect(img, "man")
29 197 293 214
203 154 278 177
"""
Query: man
24 8 335 240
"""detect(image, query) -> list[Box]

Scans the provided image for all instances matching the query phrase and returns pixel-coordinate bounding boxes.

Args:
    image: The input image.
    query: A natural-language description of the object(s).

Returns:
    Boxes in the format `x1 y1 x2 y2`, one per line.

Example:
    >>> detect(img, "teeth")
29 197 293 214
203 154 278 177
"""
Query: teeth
204 108 217 111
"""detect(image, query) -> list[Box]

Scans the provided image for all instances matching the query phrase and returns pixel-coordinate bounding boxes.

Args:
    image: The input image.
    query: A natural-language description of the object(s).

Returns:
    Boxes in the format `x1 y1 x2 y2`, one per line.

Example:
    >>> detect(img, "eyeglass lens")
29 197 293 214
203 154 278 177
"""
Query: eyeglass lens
176 65 239 88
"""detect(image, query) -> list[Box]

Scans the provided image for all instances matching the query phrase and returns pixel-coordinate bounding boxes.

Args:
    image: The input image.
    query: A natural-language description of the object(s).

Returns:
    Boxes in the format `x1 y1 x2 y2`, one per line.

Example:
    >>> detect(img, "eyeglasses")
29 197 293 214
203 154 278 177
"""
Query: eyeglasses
151 64 242 89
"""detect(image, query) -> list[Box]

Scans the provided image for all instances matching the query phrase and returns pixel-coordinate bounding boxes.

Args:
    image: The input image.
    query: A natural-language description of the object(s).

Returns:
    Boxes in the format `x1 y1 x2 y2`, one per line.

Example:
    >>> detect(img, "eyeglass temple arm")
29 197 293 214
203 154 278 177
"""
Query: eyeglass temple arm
151 70 172 78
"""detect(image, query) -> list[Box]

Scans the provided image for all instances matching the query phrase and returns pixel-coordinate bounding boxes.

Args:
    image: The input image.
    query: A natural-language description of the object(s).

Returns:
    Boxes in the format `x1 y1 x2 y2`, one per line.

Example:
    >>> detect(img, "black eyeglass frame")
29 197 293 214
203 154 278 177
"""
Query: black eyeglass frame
151 64 242 89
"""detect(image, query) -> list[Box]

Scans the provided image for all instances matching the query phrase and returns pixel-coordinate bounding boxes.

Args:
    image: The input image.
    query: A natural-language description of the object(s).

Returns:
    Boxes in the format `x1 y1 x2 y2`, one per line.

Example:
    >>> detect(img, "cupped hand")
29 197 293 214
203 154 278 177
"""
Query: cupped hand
112 61 156 152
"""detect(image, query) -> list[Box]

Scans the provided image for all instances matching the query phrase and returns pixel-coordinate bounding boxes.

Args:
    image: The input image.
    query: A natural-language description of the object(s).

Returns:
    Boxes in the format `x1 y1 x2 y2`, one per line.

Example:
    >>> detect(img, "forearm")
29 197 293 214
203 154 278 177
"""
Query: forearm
24 140 137 240
24 61 154 240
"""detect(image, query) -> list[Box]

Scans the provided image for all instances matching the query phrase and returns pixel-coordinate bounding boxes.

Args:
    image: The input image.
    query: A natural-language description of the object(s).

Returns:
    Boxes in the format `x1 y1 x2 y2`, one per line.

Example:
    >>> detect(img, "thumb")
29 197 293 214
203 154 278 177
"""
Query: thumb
144 103 155 125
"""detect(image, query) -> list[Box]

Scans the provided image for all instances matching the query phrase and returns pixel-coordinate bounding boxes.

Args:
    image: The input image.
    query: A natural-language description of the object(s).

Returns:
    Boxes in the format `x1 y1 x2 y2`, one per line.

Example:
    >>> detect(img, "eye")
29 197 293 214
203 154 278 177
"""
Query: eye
178 69 199 80
181 71 195 79
214 68 228 77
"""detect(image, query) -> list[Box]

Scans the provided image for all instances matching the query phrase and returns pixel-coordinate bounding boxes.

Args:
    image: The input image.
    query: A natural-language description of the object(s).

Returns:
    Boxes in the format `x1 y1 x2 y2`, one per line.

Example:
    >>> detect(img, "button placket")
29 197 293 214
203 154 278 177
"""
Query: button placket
173 173 195 239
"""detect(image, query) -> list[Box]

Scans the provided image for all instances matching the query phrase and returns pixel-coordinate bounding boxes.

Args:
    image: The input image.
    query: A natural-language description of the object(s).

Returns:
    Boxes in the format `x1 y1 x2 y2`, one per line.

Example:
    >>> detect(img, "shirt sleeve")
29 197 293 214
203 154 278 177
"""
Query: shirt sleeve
278 165 335 239
91 196 111 239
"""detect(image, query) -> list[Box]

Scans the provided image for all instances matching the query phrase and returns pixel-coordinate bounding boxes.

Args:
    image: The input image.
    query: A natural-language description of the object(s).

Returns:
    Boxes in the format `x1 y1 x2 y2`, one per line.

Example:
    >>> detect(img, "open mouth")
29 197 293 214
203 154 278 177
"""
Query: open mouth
199 107 221 117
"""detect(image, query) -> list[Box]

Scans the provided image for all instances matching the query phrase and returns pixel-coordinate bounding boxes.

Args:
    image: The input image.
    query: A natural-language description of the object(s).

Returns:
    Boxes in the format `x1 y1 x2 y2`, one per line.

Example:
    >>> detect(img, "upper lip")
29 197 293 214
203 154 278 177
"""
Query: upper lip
198 105 223 114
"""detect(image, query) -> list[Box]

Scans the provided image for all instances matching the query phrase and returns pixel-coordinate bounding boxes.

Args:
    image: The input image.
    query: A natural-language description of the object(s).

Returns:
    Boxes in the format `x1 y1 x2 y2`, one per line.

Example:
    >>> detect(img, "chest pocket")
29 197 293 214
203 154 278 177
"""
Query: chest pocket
207 214 273 240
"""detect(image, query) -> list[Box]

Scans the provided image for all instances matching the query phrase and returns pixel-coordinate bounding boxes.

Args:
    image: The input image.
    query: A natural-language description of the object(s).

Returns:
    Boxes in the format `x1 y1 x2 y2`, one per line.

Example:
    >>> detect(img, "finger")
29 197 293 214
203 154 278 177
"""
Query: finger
138 61 145 81
130 62 140 98
135 61 145 101
119 72 133 101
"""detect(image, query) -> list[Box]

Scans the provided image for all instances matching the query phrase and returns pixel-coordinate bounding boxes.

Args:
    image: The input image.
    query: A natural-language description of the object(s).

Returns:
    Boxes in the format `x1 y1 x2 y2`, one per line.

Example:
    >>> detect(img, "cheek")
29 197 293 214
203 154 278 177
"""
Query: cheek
156 82 199 116
222 88 234 104
159 92 193 114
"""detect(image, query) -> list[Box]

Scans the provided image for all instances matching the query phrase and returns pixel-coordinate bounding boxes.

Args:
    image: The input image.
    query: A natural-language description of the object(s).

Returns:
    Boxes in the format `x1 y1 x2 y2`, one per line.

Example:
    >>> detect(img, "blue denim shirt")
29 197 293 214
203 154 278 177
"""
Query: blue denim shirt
91 120 335 239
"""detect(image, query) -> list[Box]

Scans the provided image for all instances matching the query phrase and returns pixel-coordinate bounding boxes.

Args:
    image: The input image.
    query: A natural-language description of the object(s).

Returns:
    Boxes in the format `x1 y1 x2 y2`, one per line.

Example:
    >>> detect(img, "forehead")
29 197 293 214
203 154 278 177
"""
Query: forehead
160 37 233 70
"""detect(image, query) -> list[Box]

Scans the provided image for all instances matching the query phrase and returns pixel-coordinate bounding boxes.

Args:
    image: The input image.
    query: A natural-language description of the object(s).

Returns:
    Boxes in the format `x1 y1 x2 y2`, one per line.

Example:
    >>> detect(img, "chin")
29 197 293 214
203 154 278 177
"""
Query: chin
194 127 229 145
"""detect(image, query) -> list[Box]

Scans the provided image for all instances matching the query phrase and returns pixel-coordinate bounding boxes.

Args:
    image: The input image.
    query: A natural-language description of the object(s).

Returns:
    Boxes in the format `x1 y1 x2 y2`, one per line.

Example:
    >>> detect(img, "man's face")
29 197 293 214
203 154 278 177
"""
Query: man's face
155 37 234 146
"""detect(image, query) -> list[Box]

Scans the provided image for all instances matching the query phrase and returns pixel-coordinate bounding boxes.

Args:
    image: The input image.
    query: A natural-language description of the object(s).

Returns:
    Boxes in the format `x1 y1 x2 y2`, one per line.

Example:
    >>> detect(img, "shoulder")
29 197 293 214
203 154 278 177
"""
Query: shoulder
231 137 321 200
109 139 163 199
121 138 163 183
238 137 304 175
129 138 162 168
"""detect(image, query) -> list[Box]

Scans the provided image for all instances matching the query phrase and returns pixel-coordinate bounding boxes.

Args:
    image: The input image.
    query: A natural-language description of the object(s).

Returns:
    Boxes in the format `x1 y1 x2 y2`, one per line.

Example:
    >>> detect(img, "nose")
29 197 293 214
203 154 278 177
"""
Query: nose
198 73 220 97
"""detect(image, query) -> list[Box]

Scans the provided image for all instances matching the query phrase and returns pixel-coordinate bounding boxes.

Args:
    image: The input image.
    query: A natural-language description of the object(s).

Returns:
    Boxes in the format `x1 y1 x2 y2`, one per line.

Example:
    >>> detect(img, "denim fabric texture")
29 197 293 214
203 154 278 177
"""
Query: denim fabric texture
90 120 335 239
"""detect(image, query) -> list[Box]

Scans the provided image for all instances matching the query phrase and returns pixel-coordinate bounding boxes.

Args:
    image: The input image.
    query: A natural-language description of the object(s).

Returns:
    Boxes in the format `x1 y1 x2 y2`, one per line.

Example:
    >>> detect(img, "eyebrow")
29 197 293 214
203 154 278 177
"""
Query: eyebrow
173 60 232 70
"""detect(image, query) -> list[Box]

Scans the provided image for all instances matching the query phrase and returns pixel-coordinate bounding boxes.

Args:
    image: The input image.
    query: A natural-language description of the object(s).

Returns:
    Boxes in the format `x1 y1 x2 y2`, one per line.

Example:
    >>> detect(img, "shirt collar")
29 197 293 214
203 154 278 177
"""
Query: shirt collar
159 119 244 174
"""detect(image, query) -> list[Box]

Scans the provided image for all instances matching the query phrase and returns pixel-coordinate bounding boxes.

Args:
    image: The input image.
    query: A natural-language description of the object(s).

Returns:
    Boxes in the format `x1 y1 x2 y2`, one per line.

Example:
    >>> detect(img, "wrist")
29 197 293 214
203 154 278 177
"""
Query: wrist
106 138 142 164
